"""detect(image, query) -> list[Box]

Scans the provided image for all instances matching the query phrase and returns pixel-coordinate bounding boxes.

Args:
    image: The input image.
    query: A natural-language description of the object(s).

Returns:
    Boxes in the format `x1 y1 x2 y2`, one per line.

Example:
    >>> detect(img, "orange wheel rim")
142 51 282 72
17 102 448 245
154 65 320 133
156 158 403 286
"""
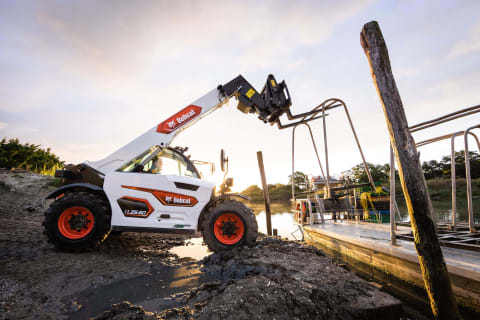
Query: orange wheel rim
214 213 245 245
57 206 94 239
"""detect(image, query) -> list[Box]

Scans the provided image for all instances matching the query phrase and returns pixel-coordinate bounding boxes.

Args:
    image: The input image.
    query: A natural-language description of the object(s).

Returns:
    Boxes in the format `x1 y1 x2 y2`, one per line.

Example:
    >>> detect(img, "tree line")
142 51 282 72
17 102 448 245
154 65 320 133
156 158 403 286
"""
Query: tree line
241 150 480 202
0 138 64 175
343 150 480 183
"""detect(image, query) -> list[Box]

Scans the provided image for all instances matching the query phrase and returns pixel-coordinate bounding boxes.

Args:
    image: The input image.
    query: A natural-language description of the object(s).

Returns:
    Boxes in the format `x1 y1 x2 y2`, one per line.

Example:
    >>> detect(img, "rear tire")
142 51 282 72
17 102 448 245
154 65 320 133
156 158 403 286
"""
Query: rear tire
202 200 257 252
43 192 110 250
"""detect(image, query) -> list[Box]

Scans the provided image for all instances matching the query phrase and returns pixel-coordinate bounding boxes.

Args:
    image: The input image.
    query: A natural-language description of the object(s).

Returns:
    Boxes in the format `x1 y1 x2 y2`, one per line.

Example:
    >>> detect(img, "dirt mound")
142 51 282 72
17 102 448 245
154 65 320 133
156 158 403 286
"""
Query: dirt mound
94 237 403 320
1 172 403 320
0 172 189 319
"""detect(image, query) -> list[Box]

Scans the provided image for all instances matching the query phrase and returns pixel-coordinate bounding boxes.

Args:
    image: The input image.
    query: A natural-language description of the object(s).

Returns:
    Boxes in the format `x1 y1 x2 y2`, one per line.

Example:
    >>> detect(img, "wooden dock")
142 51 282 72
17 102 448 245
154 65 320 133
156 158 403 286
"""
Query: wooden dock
303 221 480 314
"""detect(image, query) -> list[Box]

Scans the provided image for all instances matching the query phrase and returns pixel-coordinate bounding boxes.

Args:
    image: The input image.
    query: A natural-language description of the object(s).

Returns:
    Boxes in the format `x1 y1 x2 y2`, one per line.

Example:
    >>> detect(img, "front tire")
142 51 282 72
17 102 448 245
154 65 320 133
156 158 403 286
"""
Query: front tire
43 192 110 250
202 200 257 252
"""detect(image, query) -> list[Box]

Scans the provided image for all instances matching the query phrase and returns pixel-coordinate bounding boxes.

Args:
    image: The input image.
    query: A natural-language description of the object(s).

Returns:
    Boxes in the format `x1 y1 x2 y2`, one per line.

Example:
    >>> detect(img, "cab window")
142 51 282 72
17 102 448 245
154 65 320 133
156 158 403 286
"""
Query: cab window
119 147 199 179
142 149 199 178
117 146 159 172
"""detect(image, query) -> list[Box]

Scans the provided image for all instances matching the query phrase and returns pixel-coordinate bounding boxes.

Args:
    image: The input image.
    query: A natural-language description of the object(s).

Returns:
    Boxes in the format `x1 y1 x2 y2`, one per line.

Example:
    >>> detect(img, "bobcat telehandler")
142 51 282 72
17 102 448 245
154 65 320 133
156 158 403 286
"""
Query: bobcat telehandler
43 74 304 252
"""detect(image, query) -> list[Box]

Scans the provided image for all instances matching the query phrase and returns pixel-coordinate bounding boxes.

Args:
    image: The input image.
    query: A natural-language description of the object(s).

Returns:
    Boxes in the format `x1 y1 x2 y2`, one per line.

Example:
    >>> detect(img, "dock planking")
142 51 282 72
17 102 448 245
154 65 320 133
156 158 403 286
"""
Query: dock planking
303 221 480 315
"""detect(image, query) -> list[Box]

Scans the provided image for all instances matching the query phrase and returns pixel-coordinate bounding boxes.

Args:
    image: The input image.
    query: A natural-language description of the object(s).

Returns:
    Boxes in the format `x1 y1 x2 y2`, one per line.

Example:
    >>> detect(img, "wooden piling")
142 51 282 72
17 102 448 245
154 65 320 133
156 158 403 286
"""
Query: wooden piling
257 151 273 236
389 144 396 245
360 21 461 319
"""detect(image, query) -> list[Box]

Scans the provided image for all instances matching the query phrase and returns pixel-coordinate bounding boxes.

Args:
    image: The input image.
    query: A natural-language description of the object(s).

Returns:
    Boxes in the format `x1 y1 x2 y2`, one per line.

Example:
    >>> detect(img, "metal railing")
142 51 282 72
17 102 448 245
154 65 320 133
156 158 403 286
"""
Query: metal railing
290 98 375 202
400 105 480 233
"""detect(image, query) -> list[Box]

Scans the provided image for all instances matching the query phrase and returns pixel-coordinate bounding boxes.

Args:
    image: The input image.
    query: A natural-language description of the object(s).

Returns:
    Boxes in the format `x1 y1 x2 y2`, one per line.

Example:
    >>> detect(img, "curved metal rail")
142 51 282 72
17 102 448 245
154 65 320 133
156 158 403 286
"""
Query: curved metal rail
416 130 480 232
409 105 480 232
288 98 375 202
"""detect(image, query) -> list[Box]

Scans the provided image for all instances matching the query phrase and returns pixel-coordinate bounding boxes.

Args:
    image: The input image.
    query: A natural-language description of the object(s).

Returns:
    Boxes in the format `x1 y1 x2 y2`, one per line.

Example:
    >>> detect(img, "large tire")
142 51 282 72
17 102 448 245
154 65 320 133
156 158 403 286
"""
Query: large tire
43 192 110 250
202 200 257 252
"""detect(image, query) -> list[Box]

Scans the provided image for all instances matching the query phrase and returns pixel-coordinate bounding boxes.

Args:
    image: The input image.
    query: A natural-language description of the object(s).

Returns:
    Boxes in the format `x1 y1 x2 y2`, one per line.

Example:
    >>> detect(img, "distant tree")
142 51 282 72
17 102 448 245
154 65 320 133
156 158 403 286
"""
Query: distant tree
288 171 307 191
241 183 292 203
0 138 64 175
438 150 480 179
268 183 292 202
240 185 264 202
344 162 390 184
422 160 443 180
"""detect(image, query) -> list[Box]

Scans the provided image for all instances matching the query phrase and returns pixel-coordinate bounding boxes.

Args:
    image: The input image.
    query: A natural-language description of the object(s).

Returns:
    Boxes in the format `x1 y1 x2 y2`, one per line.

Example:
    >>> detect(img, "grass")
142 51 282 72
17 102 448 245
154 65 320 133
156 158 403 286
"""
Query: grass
395 178 480 223
394 178 480 199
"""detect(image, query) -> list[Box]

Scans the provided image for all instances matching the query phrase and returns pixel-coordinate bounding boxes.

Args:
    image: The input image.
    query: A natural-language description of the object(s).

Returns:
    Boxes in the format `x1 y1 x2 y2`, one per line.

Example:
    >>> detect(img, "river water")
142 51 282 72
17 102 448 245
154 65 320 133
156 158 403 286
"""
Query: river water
396 196 480 224
250 197 480 236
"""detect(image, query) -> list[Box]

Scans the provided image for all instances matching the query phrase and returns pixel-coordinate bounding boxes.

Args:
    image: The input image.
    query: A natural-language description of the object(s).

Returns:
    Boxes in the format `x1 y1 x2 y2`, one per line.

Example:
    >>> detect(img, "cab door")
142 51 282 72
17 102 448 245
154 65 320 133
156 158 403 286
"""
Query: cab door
103 148 214 232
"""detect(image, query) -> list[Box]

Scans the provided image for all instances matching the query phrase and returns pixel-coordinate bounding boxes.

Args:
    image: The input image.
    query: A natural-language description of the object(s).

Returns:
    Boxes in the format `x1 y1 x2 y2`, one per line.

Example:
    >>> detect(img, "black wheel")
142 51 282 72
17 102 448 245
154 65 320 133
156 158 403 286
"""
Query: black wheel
43 192 110 250
202 200 257 252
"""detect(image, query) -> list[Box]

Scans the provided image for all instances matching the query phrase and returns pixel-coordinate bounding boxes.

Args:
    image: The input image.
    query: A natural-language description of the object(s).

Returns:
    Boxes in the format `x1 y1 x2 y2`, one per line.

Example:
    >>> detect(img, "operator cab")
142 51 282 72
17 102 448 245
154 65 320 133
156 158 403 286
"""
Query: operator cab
118 146 200 179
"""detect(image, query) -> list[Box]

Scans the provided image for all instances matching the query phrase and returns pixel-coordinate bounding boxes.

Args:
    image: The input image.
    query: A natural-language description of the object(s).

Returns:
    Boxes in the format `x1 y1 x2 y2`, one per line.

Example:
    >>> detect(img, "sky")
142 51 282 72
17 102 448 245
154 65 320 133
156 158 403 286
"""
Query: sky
1 0 479 191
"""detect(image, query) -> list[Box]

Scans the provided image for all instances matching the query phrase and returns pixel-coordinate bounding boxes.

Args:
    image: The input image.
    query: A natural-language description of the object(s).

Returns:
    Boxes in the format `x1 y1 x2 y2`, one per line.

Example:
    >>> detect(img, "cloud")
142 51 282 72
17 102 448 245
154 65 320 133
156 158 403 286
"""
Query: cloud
24 0 373 79
0 121 7 130
0 0 375 180
449 21 480 58
0 0 374 116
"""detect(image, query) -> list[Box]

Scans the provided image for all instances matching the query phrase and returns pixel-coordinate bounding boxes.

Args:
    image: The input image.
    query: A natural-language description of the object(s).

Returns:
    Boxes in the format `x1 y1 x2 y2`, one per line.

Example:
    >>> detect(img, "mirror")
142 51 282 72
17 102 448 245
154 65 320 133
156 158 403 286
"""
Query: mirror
220 149 228 172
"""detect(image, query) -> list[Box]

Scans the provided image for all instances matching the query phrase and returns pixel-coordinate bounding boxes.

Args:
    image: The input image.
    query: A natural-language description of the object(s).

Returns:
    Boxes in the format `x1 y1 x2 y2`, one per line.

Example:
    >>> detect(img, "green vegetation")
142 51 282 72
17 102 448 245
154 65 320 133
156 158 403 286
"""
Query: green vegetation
288 171 307 191
424 178 480 200
0 138 64 176
343 162 391 184
342 150 479 184
241 150 480 204
242 183 292 203
422 151 480 179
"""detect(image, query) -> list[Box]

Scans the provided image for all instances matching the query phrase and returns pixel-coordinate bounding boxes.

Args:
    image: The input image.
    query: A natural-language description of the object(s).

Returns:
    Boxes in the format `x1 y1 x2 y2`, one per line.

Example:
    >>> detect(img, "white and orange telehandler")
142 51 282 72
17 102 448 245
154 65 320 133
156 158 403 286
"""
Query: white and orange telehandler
43 74 300 252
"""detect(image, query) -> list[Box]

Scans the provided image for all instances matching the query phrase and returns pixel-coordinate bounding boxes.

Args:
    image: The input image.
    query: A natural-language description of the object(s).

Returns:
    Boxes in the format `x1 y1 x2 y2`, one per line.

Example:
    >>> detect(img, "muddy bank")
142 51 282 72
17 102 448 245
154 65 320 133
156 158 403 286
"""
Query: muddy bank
0 172 190 319
1 172 404 319
95 237 403 320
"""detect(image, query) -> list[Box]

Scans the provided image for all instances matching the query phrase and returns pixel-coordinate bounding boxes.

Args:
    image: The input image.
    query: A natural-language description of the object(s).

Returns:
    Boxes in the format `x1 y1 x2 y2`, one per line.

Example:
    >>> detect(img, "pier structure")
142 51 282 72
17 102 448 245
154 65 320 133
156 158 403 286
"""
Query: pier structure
286 21 479 317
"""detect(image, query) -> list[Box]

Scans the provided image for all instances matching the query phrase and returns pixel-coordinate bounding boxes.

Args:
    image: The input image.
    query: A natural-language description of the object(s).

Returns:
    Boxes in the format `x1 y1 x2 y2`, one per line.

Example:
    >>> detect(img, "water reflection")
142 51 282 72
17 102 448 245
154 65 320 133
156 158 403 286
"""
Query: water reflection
168 237 210 260
396 197 480 224
247 202 300 240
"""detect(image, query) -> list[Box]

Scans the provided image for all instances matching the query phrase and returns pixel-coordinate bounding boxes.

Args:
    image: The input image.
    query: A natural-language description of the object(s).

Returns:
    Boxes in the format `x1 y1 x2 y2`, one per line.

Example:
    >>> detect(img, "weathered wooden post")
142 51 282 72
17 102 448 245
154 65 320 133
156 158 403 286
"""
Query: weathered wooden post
257 151 273 236
361 21 461 319
389 144 396 245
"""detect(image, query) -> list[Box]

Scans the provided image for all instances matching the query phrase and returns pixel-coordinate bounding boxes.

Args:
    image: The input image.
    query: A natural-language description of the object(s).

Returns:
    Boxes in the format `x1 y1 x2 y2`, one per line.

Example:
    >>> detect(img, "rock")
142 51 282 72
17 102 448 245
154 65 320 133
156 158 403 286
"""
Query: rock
94 301 157 320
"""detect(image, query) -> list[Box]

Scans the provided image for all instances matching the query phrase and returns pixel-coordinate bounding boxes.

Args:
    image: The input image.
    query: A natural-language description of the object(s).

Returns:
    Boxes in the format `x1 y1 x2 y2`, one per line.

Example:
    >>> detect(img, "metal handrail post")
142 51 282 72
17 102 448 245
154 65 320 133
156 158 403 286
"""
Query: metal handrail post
322 106 330 192
417 128 480 230
464 125 480 233
292 123 328 201
339 100 376 191
307 199 313 225
305 123 328 189
291 125 297 201
450 132 463 231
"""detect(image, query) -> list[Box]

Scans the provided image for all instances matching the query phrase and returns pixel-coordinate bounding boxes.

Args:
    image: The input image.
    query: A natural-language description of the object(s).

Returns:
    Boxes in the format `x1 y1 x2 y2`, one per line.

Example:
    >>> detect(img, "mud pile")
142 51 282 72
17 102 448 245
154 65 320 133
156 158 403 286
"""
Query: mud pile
0 172 189 319
95 237 403 320
0 172 403 320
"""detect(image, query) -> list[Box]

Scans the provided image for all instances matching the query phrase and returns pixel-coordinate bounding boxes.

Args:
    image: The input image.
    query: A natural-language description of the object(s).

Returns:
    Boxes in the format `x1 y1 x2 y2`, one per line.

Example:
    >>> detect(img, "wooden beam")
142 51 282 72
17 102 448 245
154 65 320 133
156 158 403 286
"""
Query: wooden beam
257 151 272 236
360 21 461 320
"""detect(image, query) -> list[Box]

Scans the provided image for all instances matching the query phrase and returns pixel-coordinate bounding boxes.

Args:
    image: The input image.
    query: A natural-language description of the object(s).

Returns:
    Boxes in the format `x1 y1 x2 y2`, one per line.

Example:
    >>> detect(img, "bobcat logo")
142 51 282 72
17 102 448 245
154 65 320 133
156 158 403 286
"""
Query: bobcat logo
156 105 202 134
165 195 173 203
